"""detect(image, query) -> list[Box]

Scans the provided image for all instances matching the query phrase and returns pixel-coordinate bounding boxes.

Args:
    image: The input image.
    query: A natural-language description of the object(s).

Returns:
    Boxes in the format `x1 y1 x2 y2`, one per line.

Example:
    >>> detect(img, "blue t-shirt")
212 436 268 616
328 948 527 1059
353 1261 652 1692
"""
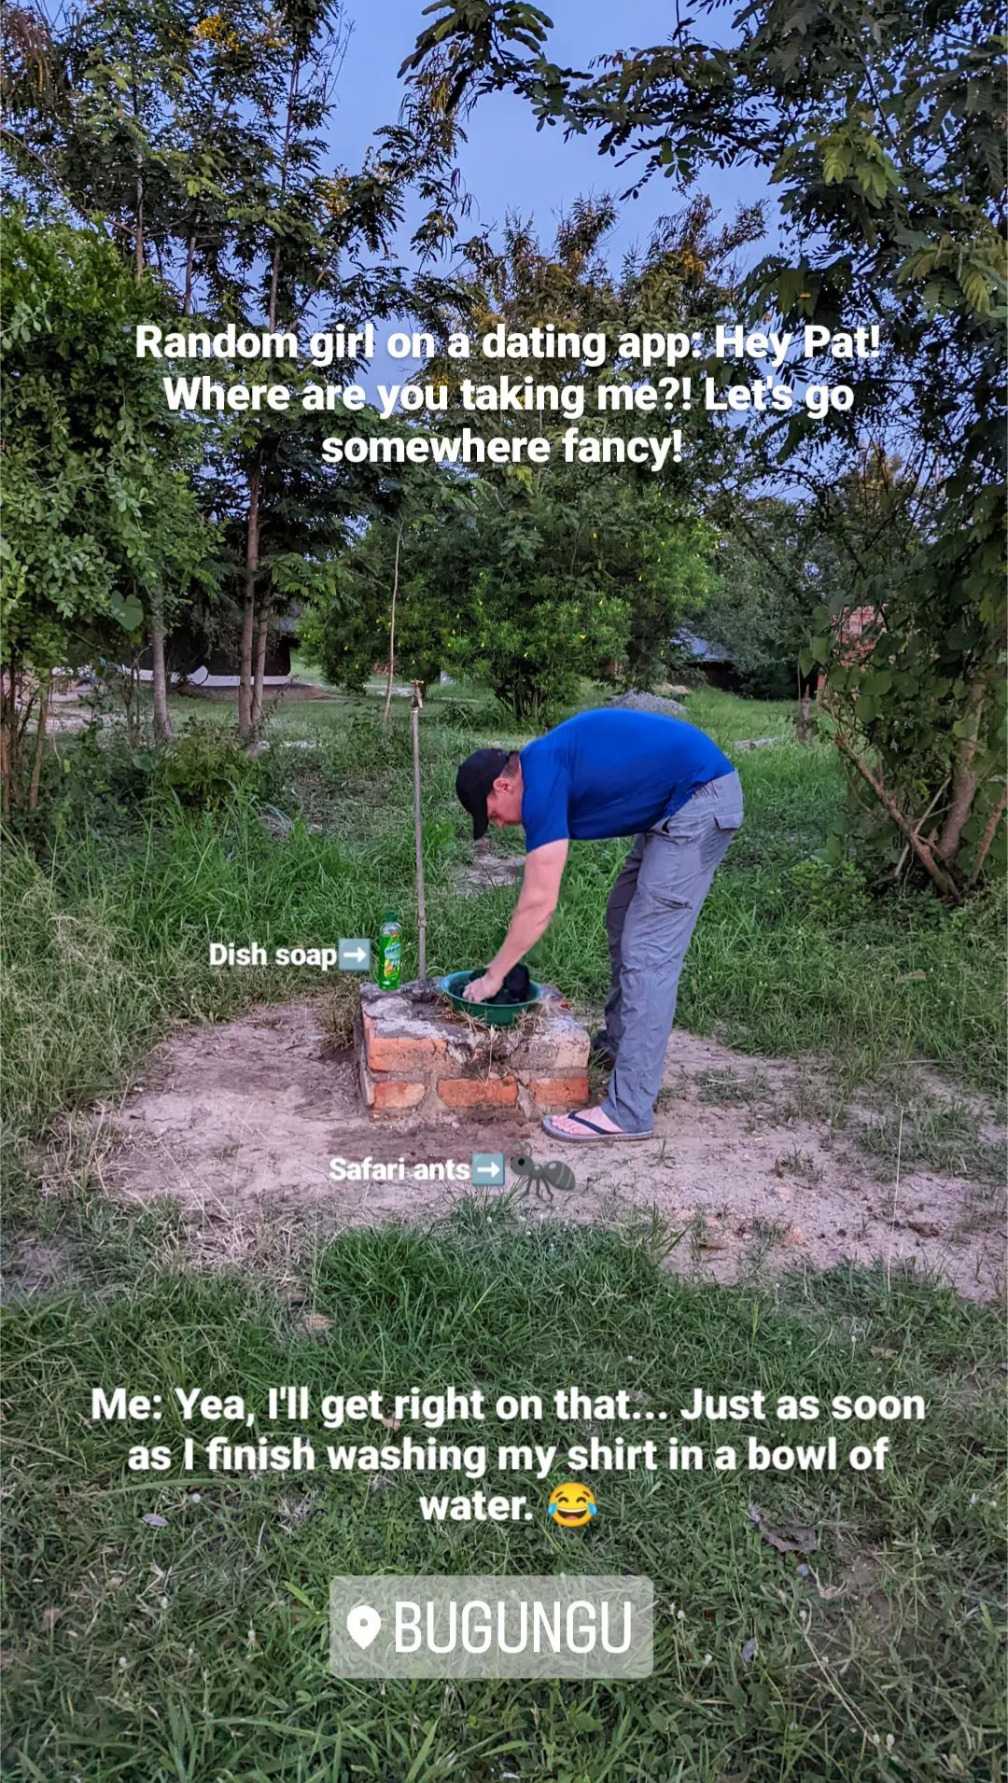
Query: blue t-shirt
520 709 733 851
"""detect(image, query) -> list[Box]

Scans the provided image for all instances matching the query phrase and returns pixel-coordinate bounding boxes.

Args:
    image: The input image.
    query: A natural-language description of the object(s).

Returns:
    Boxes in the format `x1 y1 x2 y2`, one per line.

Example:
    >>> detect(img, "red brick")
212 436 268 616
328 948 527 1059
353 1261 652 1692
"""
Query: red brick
529 1073 590 1109
437 1076 518 1109
363 1013 446 1074
524 1035 590 1073
371 1078 427 1111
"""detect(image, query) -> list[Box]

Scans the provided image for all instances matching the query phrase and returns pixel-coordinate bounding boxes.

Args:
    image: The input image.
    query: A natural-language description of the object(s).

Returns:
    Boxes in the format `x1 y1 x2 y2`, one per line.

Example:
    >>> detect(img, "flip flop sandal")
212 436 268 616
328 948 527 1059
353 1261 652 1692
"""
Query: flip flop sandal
542 1112 653 1143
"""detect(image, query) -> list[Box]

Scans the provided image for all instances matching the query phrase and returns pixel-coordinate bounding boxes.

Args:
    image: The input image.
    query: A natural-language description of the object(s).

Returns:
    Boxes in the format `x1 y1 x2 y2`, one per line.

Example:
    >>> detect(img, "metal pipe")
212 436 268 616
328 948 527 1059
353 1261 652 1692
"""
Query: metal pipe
411 682 427 987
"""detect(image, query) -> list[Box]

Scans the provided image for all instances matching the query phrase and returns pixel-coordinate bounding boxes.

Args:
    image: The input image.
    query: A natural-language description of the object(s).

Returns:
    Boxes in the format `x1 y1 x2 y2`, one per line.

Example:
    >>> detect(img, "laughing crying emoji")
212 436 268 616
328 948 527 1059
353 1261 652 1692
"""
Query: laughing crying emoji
547 1481 597 1528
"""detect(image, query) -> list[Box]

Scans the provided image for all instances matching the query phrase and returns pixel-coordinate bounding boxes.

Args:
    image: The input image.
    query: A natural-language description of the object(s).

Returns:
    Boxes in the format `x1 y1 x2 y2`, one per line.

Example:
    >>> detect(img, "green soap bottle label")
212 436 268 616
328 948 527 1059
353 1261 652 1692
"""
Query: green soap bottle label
378 915 402 989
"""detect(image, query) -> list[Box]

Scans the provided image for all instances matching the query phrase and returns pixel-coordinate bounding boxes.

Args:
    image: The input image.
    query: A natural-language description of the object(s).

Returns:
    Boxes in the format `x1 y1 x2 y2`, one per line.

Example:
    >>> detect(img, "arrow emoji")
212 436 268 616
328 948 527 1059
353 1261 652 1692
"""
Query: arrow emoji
338 939 371 971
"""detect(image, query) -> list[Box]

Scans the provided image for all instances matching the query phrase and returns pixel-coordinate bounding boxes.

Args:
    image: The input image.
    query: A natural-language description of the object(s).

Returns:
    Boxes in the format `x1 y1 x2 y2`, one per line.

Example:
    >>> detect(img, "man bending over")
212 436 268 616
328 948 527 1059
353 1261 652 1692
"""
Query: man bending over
455 707 743 1142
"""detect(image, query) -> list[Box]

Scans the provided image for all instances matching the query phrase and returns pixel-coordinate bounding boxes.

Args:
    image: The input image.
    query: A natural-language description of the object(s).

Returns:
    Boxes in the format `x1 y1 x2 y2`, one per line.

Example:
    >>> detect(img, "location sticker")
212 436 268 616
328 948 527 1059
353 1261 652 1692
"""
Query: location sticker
345 1604 382 1649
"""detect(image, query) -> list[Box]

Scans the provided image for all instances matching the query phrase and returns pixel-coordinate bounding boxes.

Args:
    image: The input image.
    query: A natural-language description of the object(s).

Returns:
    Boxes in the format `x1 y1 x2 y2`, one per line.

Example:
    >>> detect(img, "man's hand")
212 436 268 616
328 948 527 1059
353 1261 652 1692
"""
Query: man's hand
463 968 503 1004
462 842 568 1006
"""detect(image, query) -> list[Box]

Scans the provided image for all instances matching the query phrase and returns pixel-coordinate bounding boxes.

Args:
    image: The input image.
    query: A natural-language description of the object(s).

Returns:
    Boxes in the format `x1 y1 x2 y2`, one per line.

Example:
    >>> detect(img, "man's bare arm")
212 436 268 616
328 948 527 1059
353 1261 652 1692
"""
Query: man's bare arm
462 841 568 999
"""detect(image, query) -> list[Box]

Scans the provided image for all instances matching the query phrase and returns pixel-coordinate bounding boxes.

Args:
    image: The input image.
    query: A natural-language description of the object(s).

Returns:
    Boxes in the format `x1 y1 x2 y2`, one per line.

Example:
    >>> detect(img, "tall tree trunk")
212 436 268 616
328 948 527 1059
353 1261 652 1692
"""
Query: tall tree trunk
267 51 301 332
935 677 985 865
238 465 261 741
3 656 20 809
0 666 9 813
183 232 196 316
8 656 19 795
149 590 173 741
122 662 141 748
835 731 961 903
794 664 815 743
28 672 50 810
135 155 144 278
131 55 144 280
968 782 1008 885
249 46 302 734
250 596 273 730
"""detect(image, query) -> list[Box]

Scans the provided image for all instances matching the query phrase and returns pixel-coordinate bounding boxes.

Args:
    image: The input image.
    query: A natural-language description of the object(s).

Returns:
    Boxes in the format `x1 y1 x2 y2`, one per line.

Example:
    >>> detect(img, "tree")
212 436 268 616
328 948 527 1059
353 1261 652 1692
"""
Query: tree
3 0 474 745
302 467 467 697
426 197 745 714
174 12 471 738
3 0 209 735
425 189 762 490
455 466 713 719
697 502 821 703
305 447 713 721
800 449 1003 893
403 0 1007 891
304 192 743 719
0 211 214 809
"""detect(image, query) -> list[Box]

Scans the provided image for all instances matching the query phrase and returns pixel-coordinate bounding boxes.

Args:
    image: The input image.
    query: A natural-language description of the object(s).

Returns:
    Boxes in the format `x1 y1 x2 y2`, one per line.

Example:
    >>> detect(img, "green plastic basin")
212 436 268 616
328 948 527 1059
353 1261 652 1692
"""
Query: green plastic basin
436 970 544 1027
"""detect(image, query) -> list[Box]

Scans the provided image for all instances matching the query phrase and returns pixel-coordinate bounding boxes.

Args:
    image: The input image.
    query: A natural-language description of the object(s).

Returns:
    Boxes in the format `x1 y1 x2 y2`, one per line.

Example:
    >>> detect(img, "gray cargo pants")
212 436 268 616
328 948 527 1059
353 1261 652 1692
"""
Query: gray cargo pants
598 770 743 1135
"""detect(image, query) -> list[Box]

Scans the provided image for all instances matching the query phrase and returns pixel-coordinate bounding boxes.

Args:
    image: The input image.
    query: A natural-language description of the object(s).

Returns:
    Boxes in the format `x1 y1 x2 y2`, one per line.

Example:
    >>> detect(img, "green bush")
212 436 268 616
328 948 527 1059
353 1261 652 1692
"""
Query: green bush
154 720 260 812
783 857 871 925
42 726 158 847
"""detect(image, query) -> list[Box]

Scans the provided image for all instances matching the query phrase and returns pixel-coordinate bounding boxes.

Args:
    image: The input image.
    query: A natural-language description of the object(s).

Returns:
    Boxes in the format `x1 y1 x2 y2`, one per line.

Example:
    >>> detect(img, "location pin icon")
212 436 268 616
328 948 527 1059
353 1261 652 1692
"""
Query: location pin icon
346 1603 382 1649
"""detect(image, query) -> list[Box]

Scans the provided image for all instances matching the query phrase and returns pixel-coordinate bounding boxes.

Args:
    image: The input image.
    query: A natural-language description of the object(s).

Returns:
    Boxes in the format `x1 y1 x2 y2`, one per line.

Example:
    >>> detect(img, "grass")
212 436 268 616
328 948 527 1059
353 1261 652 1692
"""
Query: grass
855 1093 1007 1184
2 680 1005 1781
3 686 1003 1199
2 1200 1005 1782
774 1145 823 1185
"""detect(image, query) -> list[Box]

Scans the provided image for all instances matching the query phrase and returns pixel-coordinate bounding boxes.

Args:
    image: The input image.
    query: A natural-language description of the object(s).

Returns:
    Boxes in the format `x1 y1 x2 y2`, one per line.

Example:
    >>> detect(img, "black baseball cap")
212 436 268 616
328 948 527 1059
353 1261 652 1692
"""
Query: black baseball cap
456 747 512 840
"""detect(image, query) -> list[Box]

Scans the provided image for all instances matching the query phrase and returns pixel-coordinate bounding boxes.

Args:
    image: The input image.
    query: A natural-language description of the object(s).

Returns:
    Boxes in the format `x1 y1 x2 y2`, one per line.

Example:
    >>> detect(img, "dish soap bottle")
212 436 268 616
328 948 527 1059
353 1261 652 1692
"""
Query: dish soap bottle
377 911 402 990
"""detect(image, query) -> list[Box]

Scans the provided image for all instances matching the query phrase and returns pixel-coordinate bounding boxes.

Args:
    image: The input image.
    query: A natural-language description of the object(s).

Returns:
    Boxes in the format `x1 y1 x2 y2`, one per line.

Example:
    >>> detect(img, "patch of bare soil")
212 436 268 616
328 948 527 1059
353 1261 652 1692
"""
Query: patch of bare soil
184 681 352 704
456 852 525 895
37 1002 1006 1299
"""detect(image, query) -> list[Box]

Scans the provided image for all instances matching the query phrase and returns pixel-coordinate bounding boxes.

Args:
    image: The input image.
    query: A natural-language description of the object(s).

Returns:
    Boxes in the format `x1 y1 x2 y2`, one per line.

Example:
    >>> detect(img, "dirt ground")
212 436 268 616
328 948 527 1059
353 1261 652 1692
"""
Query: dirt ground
42 678 354 736
37 997 1005 1302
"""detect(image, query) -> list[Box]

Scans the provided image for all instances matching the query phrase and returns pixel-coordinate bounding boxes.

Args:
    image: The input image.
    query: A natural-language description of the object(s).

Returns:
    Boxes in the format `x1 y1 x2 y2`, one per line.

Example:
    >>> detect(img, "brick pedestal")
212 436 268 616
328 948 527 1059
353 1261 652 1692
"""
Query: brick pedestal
357 982 590 1119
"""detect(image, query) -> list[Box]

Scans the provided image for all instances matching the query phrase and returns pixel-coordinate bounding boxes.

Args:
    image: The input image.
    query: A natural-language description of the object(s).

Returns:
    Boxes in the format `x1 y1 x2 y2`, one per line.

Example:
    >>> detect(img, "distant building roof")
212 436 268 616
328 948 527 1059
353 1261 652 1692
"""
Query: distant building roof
673 629 734 664
278 604 304 636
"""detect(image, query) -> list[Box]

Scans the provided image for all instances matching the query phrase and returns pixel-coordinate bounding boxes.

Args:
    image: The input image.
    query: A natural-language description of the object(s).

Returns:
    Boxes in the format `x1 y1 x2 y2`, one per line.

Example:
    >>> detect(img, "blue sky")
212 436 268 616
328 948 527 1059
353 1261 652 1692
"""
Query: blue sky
327 0 778 383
